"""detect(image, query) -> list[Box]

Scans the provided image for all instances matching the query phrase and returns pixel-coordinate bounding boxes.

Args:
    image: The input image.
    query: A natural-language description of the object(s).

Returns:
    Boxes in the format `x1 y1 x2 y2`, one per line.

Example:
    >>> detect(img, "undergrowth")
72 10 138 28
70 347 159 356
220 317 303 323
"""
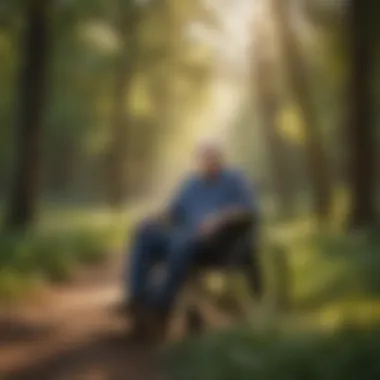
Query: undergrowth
167 323 380 380
0 206 131 302
167 226 380 380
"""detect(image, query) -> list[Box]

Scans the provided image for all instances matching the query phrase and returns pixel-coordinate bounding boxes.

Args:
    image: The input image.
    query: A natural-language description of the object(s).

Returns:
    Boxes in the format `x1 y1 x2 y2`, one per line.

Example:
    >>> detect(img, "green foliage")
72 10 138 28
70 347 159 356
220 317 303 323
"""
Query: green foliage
0 206 128 300
0 228 110 287
0 268 42 303
288 229 380 309
167 324 380 380
166 227 380 380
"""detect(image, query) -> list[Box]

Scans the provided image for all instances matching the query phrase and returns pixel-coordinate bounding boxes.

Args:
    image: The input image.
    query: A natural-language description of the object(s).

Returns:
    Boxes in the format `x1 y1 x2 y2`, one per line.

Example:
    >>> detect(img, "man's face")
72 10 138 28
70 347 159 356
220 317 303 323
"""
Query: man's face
197 147 223 178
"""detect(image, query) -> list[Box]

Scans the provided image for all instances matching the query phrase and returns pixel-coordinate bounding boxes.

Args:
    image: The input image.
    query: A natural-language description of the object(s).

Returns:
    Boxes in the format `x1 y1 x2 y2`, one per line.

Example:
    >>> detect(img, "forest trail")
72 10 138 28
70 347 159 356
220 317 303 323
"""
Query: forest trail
0 252 233 380
0 254 165 380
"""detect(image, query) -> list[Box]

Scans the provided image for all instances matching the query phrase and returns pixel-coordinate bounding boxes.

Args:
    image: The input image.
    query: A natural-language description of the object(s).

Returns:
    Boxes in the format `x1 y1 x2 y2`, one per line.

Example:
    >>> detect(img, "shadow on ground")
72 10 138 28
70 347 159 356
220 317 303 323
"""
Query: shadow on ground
0 317 53 347
4 332 163 380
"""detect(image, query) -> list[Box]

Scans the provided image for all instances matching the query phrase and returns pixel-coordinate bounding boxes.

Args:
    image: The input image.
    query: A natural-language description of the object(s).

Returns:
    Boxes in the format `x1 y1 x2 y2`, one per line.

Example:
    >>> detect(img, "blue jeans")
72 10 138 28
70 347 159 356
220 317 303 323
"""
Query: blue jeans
126 217 260 311
127 220 199 311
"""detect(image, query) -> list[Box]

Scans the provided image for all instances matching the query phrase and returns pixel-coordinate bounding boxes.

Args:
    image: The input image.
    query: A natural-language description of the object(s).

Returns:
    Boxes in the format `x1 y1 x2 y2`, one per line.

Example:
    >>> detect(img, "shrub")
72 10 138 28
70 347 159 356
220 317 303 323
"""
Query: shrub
0 225 121 300
166 229 380 380
167 324 380 380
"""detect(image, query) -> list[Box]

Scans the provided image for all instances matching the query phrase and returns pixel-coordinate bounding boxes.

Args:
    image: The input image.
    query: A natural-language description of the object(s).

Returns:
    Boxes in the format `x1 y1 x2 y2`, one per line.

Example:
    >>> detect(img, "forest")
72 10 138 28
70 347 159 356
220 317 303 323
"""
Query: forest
0 0 379 379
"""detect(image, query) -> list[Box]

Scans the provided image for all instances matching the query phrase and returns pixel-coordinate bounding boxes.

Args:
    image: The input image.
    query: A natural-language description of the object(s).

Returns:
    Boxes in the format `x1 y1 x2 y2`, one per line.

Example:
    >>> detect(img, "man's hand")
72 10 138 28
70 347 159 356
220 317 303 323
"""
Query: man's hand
219 207 248 222
197 214 222 238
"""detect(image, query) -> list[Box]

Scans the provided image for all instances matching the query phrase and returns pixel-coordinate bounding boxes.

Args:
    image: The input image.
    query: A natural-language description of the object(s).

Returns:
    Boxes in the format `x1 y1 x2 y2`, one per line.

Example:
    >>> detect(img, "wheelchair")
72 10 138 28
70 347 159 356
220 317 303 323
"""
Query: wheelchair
174 217 263 336
117 216 263 341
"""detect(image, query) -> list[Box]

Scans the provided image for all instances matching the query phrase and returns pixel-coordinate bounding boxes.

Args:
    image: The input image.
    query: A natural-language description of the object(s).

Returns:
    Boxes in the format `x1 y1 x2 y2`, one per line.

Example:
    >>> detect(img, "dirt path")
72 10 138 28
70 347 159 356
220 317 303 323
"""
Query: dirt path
0 251 238 380
0 256 166 380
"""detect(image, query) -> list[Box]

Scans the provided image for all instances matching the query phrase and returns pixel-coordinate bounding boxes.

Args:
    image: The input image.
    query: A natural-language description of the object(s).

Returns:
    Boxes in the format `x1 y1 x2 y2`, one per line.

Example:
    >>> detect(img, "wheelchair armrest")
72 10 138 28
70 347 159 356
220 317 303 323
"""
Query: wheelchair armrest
191 227 256 273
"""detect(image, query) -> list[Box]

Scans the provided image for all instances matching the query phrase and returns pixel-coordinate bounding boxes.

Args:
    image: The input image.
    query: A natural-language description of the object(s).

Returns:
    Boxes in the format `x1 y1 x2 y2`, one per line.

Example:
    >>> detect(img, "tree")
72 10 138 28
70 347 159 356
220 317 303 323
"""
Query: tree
347 0 376 228
106 4 135 206
6 0 51 230
272 0 332 221
251 39 295 217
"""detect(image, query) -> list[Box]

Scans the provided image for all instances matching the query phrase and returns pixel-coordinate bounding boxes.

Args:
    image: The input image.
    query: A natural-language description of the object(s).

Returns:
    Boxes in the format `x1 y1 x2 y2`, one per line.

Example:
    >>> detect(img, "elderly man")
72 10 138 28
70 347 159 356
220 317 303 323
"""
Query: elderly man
123 141 261 336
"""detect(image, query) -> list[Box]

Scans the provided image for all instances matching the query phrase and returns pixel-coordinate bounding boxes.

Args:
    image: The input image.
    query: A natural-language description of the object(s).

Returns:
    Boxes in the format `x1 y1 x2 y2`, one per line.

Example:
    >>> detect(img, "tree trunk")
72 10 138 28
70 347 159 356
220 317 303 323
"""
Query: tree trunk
347 0 376 228
6 1 50 230
272 0 332 221
106 3 140 207
252 49 295 218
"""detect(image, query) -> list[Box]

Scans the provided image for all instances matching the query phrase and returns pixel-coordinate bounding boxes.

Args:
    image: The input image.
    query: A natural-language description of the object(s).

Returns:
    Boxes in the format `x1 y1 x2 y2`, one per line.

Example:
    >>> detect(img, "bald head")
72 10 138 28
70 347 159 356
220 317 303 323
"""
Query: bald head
195 140 225 178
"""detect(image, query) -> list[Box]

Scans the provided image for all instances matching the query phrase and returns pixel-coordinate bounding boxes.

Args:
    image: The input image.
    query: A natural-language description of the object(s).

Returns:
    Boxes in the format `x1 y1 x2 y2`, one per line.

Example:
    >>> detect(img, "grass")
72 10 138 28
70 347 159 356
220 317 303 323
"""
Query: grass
165 217 380 380
167 323 380 380
0 205 136 302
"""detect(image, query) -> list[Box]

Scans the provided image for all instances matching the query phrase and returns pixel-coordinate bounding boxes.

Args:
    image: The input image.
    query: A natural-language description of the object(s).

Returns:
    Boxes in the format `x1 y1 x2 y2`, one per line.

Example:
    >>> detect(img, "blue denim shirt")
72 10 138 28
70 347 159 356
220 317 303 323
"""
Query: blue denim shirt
169 168 255 231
